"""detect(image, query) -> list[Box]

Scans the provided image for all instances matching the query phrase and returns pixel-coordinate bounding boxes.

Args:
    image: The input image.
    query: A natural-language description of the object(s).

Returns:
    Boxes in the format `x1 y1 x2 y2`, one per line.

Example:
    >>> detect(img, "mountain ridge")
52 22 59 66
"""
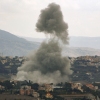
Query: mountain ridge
23 36 100 49
0 29 100 57
0 30 38 56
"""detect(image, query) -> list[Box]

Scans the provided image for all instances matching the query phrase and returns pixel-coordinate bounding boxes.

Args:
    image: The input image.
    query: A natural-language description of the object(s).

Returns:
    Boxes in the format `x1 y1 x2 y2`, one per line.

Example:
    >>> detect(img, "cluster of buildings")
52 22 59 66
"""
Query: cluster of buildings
71 56 100 82
0 80 100 100
73 56 100 67
20 85 39 97
0 85 5 90
16 81 100 99
0 56 26 74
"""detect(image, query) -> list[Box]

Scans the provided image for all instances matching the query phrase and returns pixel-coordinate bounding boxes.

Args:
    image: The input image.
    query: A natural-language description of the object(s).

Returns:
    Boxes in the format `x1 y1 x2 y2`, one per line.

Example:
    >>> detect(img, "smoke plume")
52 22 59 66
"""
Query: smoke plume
16 3 72 83
36 3 68 44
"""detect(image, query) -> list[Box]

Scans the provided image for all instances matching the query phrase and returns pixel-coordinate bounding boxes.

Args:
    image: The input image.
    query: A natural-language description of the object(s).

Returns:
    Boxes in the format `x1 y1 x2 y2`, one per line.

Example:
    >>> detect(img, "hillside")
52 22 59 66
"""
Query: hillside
0 55 100 82
71 56 100 82
0 30 39 56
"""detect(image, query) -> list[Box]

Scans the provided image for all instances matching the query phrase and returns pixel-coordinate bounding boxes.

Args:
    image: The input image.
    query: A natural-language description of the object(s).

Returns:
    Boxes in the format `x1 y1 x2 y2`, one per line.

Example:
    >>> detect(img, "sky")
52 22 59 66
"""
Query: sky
0 0 100 38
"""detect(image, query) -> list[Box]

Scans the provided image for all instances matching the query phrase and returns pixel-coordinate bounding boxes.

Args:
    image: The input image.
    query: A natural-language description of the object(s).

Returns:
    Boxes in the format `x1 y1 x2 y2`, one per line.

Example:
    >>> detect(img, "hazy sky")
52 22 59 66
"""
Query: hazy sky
0 0 100 38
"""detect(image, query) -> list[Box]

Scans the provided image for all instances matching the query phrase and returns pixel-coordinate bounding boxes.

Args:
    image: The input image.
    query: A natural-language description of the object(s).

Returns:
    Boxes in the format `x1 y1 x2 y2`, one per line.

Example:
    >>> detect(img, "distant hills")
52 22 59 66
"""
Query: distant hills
0 30 39 56
69 36 100 49
24 36 100 49
0 29 100 57
63 47 100 57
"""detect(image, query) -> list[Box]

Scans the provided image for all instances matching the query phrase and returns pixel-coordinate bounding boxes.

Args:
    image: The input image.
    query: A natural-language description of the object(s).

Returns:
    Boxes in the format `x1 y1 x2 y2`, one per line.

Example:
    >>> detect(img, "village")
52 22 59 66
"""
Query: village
0 79 100 100
0 56 100 99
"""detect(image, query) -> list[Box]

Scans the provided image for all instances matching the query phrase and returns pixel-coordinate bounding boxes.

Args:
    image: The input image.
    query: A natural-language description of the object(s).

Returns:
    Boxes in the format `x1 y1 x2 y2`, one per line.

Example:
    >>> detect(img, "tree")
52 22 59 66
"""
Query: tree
31 83 39 90
3 80 13 89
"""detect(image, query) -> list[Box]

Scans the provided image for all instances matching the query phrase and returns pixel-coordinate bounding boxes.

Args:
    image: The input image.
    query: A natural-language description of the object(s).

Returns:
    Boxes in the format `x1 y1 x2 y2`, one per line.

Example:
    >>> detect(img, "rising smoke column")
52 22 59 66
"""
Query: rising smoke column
16 3 72 83
36 3 68 44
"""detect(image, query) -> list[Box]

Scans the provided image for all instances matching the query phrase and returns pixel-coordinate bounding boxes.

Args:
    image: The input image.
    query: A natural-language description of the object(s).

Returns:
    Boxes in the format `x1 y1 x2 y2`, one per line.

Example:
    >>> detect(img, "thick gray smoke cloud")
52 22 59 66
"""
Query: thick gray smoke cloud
16 3 72 83
36 3 68 44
